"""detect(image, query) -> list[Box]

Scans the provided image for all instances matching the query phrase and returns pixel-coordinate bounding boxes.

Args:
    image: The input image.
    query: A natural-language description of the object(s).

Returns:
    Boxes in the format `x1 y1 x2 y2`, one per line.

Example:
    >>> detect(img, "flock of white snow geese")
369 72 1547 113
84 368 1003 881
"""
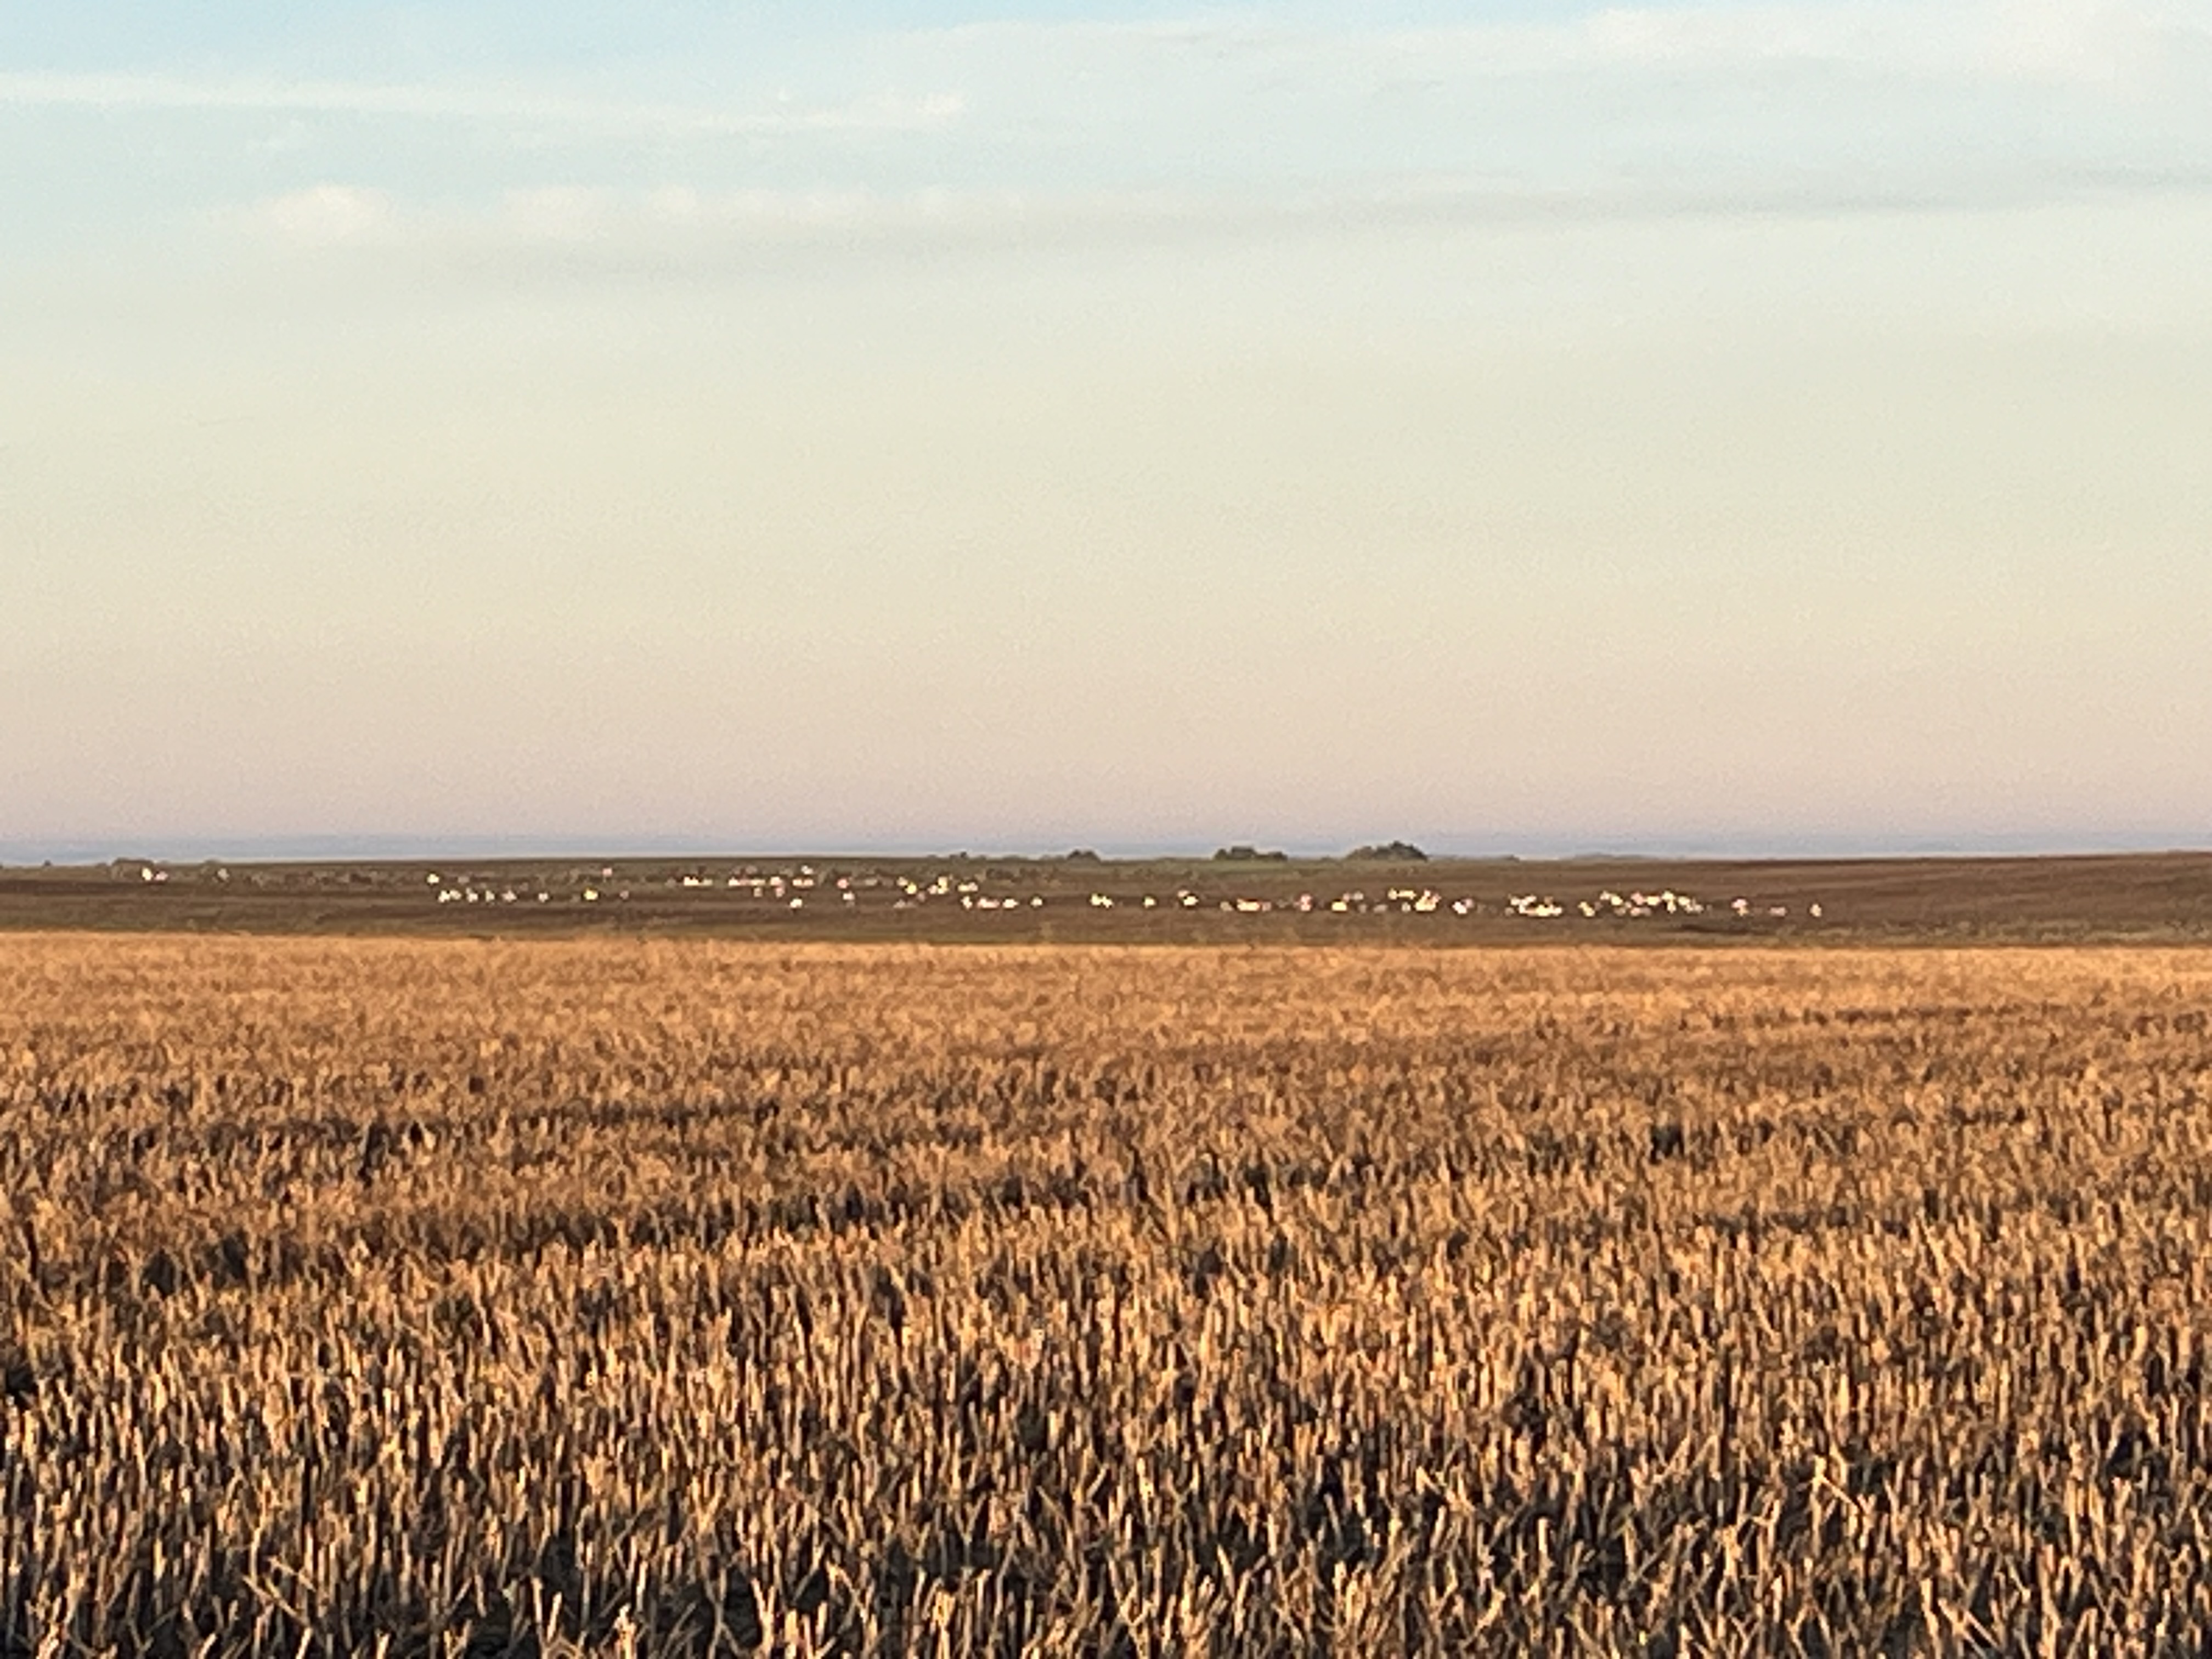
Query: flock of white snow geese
387 866 1826 923
109 861 1827 923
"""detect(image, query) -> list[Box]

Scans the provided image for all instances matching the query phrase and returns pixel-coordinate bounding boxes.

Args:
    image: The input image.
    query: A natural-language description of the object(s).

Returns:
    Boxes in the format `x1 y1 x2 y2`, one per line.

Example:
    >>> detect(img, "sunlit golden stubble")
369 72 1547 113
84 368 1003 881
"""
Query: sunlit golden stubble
3 936 2211 1652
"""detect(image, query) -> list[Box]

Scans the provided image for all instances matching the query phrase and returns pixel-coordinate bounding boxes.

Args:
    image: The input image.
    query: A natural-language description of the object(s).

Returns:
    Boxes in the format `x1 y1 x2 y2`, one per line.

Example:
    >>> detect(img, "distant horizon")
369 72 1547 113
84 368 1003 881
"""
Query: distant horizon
6 830 2208 868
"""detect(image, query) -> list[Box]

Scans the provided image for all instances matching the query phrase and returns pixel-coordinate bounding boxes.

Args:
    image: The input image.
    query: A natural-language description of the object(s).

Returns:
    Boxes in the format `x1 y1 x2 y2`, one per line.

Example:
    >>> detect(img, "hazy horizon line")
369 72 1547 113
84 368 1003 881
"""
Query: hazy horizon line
6 832 2208 867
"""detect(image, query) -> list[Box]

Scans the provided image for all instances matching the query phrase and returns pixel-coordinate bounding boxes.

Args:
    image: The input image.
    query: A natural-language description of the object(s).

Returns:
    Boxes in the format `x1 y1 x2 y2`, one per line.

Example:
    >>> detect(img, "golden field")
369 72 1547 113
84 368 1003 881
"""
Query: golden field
4 936 2212 1655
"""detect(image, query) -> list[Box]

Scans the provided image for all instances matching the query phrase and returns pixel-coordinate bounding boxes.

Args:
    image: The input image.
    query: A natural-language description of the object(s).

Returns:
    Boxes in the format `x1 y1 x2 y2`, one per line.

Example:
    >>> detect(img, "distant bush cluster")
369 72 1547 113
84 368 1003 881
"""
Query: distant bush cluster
1346 840 1427 861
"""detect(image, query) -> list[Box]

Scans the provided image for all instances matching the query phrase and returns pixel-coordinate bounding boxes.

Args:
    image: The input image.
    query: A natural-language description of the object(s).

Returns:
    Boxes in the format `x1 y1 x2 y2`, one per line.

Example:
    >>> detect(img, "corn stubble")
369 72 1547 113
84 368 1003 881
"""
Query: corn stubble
4 938 2211 1655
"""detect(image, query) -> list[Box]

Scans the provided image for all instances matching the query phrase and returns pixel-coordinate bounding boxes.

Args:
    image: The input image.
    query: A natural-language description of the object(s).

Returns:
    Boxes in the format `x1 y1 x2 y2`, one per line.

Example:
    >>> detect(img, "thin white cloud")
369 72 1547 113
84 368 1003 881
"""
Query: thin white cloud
249 182 1183 255
239 164 2212 269
0 69 963 137
30 0 2212 271
915 0 2212 87
12 2 2207 143
257 183 397 246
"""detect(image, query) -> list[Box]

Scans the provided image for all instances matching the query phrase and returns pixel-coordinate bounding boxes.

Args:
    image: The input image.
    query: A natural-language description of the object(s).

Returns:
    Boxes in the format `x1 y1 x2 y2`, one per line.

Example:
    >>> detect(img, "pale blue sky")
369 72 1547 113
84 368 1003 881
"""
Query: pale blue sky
4 2 2210 858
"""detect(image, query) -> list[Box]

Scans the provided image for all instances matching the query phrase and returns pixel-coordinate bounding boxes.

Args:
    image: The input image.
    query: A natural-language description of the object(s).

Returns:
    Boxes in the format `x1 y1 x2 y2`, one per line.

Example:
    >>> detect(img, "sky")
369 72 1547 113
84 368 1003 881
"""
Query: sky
4 1 2210 860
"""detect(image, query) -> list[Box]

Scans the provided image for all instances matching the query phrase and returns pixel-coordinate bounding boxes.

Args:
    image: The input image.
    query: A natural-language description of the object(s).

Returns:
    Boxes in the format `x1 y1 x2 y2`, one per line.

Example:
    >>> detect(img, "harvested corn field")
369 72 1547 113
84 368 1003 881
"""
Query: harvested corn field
4 936 2212 1655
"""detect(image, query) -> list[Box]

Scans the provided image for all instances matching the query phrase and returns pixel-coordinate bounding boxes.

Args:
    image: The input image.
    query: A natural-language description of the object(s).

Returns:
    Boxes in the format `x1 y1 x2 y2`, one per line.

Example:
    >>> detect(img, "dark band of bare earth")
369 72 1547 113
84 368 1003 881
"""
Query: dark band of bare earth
5 850 2212 943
